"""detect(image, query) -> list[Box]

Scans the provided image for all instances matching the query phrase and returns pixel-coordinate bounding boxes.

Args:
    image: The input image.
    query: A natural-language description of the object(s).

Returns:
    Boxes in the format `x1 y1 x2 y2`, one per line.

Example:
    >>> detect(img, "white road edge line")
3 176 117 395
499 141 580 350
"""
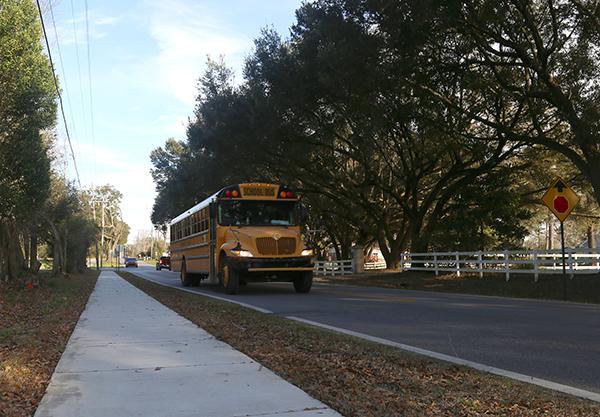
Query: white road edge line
187 289 274 314
287 316 600 404
131 273 274 314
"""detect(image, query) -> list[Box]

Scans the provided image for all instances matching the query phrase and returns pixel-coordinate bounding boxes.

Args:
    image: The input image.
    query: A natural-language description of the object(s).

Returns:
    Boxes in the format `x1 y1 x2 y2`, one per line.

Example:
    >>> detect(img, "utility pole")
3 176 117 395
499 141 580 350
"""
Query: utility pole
101 202 105 268
150 230 154 260
91 187 107 270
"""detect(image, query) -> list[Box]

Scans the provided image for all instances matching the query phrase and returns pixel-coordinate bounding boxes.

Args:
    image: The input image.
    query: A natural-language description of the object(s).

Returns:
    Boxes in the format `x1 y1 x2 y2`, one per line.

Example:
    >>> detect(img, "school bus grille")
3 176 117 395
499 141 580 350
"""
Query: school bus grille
255 237 296 255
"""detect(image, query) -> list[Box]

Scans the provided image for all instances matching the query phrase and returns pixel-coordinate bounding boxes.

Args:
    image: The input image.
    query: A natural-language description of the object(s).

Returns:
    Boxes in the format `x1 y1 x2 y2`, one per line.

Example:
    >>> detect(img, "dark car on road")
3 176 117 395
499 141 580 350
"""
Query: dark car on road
156 256 171 271
125 257 138 268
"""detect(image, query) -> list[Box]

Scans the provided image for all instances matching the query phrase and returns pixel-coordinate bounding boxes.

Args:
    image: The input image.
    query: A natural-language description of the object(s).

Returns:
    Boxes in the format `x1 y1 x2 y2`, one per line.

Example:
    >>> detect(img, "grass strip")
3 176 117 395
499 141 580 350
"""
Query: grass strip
0 272 99 417
119 271 600 416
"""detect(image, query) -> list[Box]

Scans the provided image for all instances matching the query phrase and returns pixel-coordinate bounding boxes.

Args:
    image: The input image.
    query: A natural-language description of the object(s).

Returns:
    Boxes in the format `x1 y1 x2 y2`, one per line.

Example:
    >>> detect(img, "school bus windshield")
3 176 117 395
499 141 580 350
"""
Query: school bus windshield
218 200 297 226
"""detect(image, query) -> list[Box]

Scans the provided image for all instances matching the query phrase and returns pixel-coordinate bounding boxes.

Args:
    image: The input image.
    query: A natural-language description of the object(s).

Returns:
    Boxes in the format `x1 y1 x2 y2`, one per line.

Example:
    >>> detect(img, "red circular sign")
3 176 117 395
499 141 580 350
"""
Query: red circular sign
554 195 569 214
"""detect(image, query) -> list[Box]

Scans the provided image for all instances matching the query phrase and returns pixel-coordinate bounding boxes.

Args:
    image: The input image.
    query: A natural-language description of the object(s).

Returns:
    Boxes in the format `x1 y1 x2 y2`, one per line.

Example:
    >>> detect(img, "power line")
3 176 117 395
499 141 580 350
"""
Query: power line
70 0 92 183
36 0 82 188
49 0 87 182
84 0 98 183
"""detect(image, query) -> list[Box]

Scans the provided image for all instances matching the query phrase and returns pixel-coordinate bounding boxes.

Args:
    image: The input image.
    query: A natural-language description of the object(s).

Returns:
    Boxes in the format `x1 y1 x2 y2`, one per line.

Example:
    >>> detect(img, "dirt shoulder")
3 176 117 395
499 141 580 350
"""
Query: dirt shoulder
119 271 599 416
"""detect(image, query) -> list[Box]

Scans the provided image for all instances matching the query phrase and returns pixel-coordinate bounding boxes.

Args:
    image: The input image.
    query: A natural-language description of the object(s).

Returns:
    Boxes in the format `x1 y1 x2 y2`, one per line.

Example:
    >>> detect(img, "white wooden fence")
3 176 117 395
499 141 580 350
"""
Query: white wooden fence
400 249 600 281
365 261 387 270
314 260 354 276
314 259 386 275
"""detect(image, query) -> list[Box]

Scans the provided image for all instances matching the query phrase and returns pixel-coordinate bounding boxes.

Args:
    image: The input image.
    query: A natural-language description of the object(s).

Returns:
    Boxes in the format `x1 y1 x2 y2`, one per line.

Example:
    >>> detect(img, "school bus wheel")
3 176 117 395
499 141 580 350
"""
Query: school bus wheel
181 259 191 287
222 258 239 295
294 271 313 293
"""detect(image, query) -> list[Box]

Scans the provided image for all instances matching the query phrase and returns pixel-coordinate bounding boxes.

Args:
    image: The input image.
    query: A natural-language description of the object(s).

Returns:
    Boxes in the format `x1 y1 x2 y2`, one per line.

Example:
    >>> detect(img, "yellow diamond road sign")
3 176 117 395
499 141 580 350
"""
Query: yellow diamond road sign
541 177 580 222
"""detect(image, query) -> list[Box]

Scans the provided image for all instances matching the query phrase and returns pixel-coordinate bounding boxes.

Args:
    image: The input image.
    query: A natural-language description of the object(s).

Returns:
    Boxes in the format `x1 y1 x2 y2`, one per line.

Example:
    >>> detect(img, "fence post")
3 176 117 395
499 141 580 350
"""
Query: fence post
568 249 574 278
533 250 539 282
434 253 439 276
504 251 510 281
476 251 483 278
455 252 461 277
351 245 365 274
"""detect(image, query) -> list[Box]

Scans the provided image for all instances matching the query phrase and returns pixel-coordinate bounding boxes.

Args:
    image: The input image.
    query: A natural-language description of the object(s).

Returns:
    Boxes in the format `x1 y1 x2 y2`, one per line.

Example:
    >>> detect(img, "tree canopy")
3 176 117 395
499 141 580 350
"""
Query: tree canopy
0 0 56 222
151 0 600 265
0 0 58 279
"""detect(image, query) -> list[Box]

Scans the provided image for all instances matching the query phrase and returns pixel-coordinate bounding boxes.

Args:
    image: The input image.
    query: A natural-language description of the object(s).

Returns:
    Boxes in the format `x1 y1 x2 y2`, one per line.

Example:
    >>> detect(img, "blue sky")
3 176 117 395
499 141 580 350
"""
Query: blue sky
48 0 303 242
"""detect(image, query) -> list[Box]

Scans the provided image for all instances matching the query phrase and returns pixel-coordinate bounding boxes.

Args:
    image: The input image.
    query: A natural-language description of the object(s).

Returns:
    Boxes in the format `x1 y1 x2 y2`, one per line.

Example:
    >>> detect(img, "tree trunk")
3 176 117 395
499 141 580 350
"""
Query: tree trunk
95 242 100 270
52 239 62 276
23 231 30 269
0 226 4 282
62 224 68 274
30 219 40 273
376 229 406 269
588 225 596 249
38 212 64 277
9 229 24 279
548 216 555 250
0 222 26 280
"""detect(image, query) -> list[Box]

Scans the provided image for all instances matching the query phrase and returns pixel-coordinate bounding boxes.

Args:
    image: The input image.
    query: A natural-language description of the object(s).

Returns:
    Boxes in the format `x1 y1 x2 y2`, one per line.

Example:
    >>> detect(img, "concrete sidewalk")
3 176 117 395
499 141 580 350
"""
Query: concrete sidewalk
34 271 341 417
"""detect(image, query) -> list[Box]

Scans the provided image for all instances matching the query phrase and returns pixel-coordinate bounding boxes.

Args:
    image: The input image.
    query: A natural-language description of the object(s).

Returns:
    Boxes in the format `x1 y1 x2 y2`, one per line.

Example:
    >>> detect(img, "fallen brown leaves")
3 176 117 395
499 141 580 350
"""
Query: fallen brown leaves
120 272 600 417
0 273 98 417
4 269 599 416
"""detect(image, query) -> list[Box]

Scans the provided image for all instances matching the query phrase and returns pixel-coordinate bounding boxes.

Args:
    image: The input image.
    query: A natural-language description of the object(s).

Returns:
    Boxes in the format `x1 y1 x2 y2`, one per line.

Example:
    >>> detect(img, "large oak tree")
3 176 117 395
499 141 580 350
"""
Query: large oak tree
0 0 57 279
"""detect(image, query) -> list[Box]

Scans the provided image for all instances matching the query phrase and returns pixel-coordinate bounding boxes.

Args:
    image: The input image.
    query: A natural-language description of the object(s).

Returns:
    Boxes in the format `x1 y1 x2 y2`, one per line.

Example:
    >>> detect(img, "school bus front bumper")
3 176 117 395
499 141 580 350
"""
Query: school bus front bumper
229 257 314 274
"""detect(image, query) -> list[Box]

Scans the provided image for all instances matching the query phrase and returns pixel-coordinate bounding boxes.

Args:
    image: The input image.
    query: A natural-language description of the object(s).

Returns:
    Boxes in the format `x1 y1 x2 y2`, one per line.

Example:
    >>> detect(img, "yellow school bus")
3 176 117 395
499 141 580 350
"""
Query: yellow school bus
169 183 314 294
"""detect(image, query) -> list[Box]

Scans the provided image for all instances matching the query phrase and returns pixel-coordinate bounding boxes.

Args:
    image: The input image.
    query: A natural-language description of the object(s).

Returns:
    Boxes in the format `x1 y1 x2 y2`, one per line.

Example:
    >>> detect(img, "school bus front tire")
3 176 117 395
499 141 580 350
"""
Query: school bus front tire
294 271 313 293
223 258 239 295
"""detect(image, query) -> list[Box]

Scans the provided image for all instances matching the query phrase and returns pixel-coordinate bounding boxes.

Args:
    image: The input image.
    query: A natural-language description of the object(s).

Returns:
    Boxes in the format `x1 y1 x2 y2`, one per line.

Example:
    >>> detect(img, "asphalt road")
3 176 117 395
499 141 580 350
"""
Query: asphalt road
125 262 600 396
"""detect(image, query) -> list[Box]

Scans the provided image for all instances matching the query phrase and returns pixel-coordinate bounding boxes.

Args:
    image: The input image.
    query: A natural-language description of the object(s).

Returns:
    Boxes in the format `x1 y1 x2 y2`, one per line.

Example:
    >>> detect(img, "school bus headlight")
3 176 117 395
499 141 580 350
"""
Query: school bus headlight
231 249 253 257
301 249 314 257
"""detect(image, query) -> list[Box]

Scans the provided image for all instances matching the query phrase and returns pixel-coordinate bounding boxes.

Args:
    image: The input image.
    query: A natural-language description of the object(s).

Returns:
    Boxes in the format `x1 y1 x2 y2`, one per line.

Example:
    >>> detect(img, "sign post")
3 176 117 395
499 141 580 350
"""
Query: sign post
541 178 580 301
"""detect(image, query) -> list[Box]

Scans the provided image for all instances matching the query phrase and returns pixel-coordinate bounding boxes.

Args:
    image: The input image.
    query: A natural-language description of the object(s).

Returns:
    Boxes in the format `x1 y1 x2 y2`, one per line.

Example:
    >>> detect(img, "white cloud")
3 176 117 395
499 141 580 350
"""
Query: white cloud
142 0 250 105
65 138 155 241
97 164 156 242
53 8 123 46
151 112 188 135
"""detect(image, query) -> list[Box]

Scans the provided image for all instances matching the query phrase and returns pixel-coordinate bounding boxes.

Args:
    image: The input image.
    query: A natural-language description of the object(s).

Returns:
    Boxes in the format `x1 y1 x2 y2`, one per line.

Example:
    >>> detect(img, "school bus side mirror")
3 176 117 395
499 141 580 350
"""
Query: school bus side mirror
209 202 217 219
